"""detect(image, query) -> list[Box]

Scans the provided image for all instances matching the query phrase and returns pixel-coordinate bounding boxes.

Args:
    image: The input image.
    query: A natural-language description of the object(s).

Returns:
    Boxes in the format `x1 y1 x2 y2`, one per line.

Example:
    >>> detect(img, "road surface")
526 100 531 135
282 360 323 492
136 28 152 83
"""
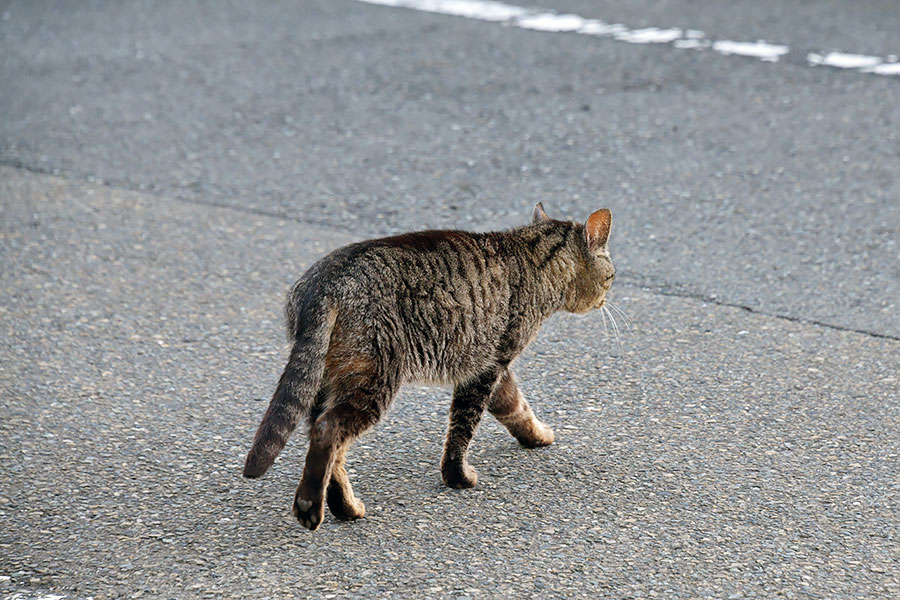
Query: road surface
1 1 898 598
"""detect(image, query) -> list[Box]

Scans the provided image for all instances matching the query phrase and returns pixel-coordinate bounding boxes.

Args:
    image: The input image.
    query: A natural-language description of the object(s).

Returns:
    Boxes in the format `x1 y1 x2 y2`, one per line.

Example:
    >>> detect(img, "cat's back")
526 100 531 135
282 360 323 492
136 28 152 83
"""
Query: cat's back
310 229 504 298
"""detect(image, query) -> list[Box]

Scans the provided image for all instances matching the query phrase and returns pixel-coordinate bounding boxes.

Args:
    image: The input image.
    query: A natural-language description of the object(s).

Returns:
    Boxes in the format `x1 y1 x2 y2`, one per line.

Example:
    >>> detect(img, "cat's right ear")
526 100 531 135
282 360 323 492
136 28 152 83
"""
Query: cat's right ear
585 208 612 251
532 202 551 224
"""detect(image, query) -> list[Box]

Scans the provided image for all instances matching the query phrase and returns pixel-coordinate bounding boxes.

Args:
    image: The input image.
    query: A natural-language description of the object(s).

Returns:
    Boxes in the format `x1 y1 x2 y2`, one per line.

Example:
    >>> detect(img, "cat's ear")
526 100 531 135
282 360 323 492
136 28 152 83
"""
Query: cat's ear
532 202 551 224
585 209 612 251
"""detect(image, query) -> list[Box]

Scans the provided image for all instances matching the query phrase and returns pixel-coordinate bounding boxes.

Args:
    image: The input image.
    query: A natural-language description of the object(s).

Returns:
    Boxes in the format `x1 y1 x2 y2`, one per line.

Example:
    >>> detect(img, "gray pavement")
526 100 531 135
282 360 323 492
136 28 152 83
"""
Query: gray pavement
1 0 899 598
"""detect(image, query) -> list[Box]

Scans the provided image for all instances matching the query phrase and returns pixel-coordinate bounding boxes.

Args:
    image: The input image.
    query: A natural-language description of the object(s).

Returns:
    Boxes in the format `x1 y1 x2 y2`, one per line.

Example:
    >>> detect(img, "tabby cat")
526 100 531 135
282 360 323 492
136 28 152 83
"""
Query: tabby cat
243 203 615 530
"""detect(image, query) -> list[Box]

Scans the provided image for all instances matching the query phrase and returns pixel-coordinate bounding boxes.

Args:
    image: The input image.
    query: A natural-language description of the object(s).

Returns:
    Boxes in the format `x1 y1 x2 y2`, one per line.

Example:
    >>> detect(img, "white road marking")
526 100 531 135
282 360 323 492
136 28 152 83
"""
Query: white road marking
865 62 900 75
808 51 881 69
616 27 683 45
517 12 585 32
711 40 789 63
357 0 900 77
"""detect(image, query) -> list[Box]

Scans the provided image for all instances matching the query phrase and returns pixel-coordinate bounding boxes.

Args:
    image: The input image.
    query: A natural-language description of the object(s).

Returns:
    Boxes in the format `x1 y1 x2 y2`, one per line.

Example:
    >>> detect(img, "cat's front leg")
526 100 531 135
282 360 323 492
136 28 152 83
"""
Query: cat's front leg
488 369 555 448
441 368 503 488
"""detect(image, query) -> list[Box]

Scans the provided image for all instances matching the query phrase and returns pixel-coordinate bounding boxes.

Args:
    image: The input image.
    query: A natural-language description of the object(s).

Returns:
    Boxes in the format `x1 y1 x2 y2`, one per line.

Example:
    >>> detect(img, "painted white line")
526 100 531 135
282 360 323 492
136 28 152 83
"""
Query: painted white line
616 27 683 45
712 40 789 63
808 51 881 69
517 12 585 32
360 0 526 21
357 0 900 77
865 62 900 76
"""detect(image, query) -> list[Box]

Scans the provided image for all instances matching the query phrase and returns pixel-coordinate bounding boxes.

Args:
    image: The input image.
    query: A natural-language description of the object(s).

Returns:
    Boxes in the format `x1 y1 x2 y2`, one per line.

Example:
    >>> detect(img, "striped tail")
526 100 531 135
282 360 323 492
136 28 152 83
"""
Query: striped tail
242 302 335 478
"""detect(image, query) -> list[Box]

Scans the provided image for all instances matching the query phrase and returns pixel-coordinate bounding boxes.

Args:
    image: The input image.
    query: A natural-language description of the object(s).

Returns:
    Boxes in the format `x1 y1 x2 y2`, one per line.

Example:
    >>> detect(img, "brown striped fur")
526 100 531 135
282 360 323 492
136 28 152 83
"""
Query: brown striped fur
243 204 615 530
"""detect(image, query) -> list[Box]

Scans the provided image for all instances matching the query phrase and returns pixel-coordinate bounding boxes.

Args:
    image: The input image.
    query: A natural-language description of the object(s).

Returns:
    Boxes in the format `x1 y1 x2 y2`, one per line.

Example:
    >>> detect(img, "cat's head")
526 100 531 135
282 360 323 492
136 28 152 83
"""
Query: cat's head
533 203 615 314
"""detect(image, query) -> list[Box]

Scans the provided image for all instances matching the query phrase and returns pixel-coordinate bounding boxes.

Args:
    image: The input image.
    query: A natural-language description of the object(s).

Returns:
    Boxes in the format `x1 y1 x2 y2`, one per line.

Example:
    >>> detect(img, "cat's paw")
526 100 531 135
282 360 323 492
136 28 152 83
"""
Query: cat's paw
327 489 366 521
517 422 555 448
293 494 325 531
442 461 478 489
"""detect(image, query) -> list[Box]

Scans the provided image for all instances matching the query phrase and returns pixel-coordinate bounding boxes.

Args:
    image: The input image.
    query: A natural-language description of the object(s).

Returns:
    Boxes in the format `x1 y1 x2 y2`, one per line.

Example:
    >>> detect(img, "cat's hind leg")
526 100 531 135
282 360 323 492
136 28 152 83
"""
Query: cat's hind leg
488 369 554 448
326 444 366 520
307 380 366 519
293 372 396 530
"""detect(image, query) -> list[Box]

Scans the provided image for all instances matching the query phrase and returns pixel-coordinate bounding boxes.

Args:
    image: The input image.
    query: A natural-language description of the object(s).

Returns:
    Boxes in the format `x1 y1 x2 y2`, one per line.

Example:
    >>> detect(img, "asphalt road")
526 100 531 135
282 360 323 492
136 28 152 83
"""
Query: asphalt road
1 1 898 599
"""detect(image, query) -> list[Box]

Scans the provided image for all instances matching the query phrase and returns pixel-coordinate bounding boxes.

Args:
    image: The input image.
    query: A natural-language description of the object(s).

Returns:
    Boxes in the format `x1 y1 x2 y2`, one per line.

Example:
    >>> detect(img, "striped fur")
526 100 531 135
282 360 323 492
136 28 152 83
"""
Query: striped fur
244 204 614 530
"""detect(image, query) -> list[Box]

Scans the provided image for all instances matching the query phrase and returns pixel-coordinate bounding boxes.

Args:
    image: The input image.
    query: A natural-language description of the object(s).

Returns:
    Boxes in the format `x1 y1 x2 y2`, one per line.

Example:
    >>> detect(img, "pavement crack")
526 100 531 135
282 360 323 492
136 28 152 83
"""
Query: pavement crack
616 276 900 342
0 158 307 224
0 157 59 179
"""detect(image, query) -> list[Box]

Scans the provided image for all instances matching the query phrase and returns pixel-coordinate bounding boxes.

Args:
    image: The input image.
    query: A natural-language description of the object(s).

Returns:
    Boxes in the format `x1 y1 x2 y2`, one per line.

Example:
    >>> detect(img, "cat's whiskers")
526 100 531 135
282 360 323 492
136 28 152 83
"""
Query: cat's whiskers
599 304 611 339
607 302 634 333
601 304 623 356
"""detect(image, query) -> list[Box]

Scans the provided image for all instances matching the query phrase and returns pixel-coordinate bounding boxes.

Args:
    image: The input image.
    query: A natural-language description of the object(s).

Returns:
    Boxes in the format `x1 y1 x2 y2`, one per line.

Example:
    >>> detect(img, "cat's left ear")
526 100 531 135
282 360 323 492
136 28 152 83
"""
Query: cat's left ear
532 202 552 224
585 209 612 251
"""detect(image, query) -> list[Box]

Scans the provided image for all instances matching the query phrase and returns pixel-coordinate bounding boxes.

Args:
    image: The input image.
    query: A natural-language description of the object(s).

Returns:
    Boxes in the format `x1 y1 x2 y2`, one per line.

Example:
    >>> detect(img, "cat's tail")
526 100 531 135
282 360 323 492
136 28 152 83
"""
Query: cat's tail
242 300 336 479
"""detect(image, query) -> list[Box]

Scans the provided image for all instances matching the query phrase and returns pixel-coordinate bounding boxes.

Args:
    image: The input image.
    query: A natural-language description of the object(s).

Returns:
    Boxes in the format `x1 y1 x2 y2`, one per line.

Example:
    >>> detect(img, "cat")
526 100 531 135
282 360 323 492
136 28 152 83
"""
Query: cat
243 203 615 530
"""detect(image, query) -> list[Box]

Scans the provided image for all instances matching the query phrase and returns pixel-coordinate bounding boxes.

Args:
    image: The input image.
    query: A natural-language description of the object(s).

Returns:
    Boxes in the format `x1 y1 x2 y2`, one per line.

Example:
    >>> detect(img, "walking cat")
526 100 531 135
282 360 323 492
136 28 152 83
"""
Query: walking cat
243 203 615 530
